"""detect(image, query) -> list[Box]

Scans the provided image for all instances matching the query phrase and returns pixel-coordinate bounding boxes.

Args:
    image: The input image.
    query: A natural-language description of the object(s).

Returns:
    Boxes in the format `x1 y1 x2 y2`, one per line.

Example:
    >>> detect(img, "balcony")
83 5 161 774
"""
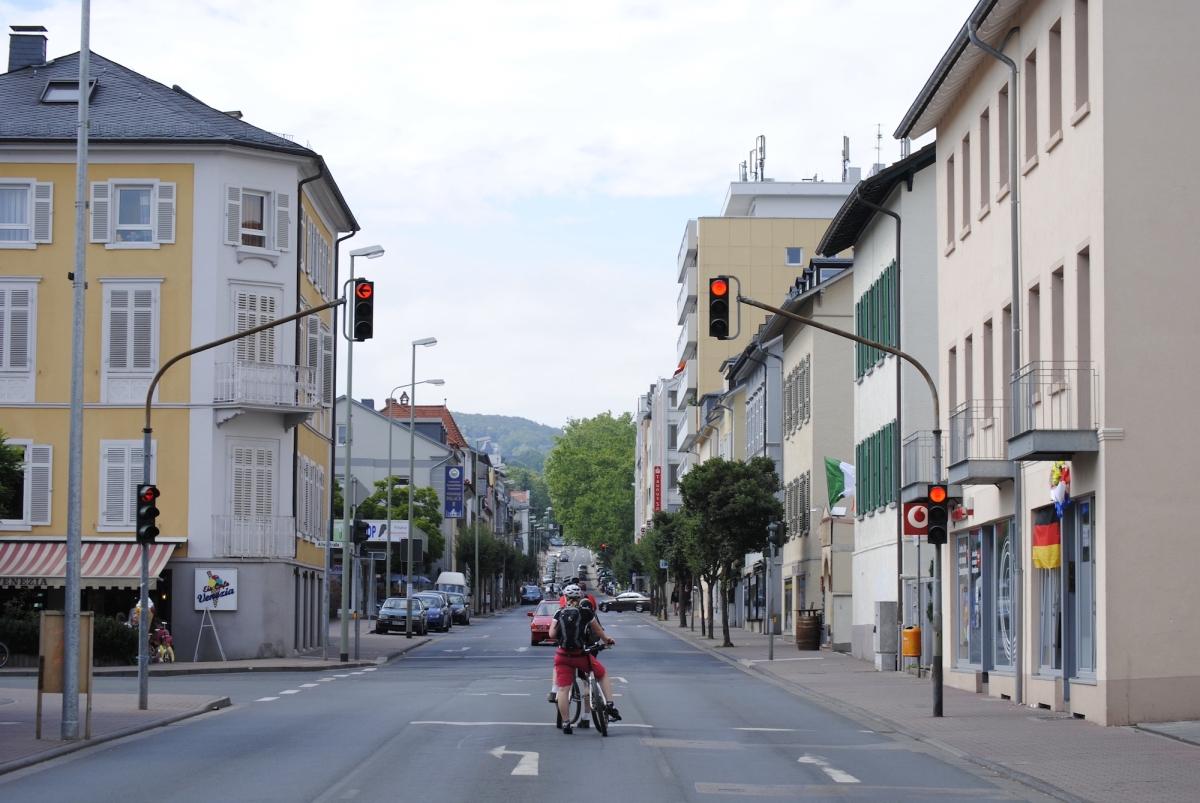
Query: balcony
214 361 319 429
677 265 697 324
900 430 950 502
679 403 700 451
1008 362 1099 461
948 402 1015 485
214 515 297 559
676 312 697 362
676 359 697 407
677 219 697 281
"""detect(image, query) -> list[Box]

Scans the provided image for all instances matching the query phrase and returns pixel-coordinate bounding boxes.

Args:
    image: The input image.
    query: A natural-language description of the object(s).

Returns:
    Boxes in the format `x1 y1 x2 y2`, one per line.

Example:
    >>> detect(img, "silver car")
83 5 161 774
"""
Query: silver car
375 597 429 635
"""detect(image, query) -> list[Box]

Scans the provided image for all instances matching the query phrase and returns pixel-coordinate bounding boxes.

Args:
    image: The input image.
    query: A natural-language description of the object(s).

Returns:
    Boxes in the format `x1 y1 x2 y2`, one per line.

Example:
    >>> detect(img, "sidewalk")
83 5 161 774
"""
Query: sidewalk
0 688 229 775
652 617 1200 803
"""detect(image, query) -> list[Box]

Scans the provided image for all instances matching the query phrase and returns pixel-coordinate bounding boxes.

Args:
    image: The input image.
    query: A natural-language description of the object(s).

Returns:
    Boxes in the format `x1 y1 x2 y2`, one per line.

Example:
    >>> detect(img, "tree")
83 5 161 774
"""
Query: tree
678 456 783 647
544 411 635 553
0 432 24 522
331 476 344 519
643 509 695 627
503 466 551 515
356 477 445 573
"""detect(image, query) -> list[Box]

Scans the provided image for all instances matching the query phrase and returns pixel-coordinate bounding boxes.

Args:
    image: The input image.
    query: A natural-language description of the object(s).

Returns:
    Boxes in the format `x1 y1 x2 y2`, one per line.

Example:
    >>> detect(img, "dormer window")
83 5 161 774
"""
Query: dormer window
41 79 97 103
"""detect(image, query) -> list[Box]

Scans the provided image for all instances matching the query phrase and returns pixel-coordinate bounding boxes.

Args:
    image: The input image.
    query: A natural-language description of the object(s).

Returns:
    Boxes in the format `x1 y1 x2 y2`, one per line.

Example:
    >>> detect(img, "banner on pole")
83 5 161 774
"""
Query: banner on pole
445 466 464 518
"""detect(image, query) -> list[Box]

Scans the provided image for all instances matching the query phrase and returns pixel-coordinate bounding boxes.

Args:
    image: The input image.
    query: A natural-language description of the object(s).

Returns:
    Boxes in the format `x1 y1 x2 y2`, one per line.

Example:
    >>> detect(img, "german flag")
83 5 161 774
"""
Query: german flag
1032 507 1061 569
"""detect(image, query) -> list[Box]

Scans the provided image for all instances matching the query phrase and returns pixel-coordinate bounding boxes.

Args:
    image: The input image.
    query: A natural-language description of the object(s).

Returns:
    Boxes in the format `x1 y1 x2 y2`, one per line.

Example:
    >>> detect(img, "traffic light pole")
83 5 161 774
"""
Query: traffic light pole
737 294 946 715
135 297 345 706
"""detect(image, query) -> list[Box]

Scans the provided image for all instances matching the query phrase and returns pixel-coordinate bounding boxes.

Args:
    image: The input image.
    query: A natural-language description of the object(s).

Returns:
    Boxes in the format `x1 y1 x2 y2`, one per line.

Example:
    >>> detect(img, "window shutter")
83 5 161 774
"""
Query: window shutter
235 292 277 363
275 192 291 252
107 289 129 371
306 315 319 370
255 447 274 516
232 447 253 516
132 290 155 371
316 466 326 536
155 182 176 244
32 182 53 243
90 182 110 242
28 444 52 526
1 288 31 370
102 444 130 526
225 185 242 246
321 324 333 406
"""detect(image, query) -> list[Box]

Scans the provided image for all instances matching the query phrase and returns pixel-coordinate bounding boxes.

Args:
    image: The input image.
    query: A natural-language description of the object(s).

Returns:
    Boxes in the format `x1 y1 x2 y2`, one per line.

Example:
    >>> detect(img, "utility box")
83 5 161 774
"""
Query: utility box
873 601 898 672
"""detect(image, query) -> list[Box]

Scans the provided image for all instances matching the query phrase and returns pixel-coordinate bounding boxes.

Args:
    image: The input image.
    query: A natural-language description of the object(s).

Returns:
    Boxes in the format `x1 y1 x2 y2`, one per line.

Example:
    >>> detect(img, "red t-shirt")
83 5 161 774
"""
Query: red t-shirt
559 594 597 609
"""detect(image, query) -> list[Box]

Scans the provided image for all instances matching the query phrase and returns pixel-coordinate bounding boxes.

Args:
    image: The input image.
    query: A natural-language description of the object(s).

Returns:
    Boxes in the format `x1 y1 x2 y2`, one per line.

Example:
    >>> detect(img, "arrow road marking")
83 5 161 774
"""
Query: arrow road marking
798 755 860 784
489 745 539 776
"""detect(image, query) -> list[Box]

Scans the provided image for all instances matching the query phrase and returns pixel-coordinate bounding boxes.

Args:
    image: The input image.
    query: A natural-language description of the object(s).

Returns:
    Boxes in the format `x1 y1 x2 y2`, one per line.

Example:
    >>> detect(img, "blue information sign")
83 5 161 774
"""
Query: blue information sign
444 465 464 518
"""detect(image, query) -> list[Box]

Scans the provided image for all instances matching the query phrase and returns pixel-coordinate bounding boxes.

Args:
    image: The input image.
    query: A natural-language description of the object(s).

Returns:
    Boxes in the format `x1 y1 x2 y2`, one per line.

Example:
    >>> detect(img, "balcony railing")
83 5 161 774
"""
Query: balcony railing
214 514 297 559
676 312 697 362
1011 361 1097 435
214 361 319 409
949 402 1010 464
902 430 946 488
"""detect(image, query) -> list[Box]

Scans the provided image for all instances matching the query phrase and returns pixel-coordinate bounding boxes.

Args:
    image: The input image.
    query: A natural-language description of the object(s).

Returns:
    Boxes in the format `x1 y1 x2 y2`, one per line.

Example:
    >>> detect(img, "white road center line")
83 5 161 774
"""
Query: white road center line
360 667 378 672
255 697 280 702
300 684 319 688
334 674 351 678
735 727 795 732
318 678 335 682
500 693 529 696
798 754 860 784
279 690 301 694
410 721 556 727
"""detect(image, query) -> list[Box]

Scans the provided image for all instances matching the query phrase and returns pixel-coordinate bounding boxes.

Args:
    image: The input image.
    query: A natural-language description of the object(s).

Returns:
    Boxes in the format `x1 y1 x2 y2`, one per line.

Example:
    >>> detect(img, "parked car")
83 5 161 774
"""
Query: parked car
446 592 470 625
414 592 453 632
520 585 544 604
528 600 559 645
376 597 429 635
599 591 652 613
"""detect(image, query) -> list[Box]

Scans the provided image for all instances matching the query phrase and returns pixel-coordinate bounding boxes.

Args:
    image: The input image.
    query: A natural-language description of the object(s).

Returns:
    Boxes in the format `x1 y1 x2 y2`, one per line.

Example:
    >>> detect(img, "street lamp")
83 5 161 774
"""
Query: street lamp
339 244 384 662
406 338 438 638
385 378 444 617
473 436 491 614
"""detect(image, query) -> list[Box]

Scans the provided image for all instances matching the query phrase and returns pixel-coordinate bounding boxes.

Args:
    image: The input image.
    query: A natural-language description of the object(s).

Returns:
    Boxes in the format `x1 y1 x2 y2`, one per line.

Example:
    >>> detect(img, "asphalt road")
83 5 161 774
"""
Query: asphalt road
0 607 1054 802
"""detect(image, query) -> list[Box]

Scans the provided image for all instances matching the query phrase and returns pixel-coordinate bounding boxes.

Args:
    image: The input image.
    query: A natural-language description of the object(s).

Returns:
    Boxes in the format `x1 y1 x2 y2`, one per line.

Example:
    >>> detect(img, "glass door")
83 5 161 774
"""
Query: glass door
991 519 1014 670
956 530 984 667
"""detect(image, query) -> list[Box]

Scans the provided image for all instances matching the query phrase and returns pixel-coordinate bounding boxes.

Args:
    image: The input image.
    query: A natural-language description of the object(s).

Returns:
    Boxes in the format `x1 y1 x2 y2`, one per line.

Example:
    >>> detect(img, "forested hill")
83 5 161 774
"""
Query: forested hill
451 413 562 472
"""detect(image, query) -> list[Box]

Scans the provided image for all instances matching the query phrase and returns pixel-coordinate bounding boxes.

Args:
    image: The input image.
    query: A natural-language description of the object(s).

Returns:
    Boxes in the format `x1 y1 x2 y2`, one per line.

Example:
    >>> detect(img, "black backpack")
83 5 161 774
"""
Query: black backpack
557 606 586 652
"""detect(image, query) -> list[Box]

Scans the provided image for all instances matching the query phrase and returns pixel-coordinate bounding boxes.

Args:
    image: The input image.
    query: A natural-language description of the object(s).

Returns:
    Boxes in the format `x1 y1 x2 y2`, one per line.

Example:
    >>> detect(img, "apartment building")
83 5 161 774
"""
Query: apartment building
896 0 1200 724
0 35 356 659
814 144 940 667
633 372 684 541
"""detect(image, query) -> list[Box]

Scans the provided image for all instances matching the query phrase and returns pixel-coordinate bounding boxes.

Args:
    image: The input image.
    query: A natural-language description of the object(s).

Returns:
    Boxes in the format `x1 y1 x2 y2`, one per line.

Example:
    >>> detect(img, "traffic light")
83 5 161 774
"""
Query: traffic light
709 276 730 339
926 484 949 546
766 519 786 548
353 279 375 341
600 543 607 553
136 484 160 545
352 517 370 545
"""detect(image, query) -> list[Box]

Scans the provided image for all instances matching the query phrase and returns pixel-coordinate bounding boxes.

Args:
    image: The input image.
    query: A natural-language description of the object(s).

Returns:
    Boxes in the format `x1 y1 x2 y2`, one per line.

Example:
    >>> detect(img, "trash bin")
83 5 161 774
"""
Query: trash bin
902 625 922 657
795 609 821 651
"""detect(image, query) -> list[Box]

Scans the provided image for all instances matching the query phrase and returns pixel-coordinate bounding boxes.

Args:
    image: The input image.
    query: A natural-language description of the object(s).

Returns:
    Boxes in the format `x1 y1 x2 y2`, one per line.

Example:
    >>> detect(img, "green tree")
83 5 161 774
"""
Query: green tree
642 509 695 627
0 432 24 521
505 466 551 516
331 476 344 519
679 456 783 647
544 411 635 553
357 478 445 573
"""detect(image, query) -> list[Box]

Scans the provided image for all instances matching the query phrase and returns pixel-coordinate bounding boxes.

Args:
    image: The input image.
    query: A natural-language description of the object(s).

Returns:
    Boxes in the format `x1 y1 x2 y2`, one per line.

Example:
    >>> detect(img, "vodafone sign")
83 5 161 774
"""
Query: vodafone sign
903 503 929 536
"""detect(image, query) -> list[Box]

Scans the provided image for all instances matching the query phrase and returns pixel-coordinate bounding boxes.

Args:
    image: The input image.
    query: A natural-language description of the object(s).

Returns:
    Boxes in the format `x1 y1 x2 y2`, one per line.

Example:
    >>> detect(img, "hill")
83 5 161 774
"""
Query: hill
450 412 562 473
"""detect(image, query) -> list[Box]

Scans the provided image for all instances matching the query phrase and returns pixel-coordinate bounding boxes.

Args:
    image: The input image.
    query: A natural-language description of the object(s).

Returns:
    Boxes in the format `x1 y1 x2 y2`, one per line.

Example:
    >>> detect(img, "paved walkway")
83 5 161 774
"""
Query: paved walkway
0 688 229 774
652 616 1200 803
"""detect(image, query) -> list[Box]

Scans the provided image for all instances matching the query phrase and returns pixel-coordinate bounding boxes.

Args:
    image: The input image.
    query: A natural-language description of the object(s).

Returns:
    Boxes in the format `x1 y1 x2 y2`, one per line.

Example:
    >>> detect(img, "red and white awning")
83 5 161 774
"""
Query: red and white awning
0 542 175 589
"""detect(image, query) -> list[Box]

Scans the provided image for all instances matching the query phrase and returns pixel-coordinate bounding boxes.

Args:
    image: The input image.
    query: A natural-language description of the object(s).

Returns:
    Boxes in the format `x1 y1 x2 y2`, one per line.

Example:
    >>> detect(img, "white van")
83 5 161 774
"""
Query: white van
435 571 469 598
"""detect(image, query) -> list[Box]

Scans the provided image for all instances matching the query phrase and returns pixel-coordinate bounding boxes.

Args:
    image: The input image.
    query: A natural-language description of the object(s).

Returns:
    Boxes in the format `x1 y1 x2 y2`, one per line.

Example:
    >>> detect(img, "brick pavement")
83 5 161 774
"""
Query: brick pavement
652 617 1200 803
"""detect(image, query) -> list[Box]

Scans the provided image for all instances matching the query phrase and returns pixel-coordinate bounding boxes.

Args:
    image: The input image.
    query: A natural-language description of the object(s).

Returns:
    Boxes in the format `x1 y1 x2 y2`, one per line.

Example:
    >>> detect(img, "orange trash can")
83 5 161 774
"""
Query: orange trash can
902 625 922 657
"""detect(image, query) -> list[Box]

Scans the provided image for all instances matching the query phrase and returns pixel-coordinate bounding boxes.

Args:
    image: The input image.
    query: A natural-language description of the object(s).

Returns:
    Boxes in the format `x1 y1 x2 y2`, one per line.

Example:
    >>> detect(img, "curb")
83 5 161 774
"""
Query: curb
0 696 231 777
647 618 1091 803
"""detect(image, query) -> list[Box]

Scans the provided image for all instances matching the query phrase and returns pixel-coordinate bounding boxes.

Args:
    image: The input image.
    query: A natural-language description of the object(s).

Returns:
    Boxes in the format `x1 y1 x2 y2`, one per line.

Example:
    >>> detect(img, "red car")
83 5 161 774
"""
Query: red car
528 599 559 645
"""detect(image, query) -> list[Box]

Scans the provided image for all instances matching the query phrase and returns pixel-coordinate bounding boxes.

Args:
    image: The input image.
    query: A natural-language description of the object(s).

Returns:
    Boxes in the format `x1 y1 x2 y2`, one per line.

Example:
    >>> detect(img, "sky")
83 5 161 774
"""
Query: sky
4 0 969 429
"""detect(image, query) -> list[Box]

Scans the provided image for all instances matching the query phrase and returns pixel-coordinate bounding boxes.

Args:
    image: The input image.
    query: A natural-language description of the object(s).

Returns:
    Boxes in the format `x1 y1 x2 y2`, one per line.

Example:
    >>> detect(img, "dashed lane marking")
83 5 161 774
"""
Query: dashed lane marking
642 738 742 750
500 693 530 696
734 727 795 732
410 721 556 727
255 697 280 702
300 684 319 688
798 754 861 784
279 689 301 695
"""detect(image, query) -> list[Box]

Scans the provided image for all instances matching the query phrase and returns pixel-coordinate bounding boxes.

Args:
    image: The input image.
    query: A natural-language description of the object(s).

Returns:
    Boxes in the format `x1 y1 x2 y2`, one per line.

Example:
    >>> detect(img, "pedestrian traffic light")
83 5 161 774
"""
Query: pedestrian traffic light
709 276 730 339
926 484 949 545
353 279 375 341
136 484 160 545
352 517 370 545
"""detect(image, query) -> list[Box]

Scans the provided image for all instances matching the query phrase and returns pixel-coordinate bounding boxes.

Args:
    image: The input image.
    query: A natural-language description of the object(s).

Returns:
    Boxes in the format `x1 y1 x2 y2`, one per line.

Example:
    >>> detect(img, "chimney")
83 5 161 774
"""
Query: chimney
8 25 47 73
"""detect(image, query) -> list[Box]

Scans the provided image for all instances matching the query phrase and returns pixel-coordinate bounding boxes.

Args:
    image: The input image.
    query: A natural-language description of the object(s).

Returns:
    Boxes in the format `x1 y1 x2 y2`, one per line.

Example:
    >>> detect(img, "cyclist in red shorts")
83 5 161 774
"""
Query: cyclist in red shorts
548 584 620 734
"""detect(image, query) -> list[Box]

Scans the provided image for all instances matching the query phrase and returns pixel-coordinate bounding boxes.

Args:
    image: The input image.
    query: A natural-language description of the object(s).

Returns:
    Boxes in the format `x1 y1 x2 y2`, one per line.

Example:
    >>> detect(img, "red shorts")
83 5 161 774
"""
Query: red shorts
554 650 605 687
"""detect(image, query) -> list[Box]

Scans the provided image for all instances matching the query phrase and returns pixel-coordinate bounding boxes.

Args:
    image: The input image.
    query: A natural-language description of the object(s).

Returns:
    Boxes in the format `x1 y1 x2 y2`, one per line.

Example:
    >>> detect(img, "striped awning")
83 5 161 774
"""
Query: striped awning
0 542 175 589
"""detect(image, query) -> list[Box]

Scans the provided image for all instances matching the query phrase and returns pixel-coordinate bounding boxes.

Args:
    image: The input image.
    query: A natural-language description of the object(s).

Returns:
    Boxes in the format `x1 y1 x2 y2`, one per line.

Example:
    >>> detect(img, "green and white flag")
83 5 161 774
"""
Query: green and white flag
824 457 855 509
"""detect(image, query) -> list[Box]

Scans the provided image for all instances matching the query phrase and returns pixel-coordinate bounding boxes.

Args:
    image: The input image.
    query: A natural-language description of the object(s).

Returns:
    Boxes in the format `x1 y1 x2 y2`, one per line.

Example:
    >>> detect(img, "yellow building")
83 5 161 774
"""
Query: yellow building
0 36 356 659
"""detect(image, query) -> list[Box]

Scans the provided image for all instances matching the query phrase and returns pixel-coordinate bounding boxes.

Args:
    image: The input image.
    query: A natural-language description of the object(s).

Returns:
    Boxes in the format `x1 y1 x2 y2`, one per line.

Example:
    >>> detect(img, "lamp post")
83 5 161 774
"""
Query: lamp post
339 244 384 662
385 378 443 613
405 338 438 638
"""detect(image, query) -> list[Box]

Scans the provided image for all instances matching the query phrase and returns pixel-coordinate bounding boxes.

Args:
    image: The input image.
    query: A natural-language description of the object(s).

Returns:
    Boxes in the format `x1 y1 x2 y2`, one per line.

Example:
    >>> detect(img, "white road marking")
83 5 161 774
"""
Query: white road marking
255 697 280 702
410 721 556 727
300 684 319 688
798 755 860 784
318 678 336 682
739 657 824 666
609 723 653 728
334 674 351 677
500 693 529 696
444 647 471 652
279 689 301 694
613 676 628 684
489 745 539 776
350 672 365 675
474 635 490 639
735 727 795 732
516 647 529 652
360 667 378 672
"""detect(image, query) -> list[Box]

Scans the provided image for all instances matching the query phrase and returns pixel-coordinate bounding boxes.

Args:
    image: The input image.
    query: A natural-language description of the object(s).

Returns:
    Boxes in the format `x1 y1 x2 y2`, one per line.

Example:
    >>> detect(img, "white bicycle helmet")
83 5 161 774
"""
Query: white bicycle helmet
562 584 583 600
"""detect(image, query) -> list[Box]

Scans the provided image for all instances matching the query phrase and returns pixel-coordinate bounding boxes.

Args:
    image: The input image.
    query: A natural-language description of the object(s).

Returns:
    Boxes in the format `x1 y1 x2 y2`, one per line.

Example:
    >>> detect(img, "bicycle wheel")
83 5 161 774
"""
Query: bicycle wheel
591 683 608 736
0 641 9 668
569 677 583 724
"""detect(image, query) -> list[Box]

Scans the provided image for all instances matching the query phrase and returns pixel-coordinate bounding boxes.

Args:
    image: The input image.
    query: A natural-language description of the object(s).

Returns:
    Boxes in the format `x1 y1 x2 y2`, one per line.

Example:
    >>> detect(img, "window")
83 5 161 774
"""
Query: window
0 440 51 529
0 180 52 246
231 441 276 517
0 281 38 403
1027 285 1041 364
998 86 1010 189
992 519 1014 669
983 320 994 406
234 290 277 363
1024 51 1038 163
297 455 326 541
89 181 174 246
784 355 810 434
1074 497 1096 676
667 423 677 450
979 110 991 208
784 470 811 537
667 390 677 408
964 335 974 404
40 79 96 103
302 211 333 299
948 347 958 414
321 322 334 408
224 186 291 254
956 529 983 666
1051 268 1065 364
855 420 896 515
945 156 955 244
960 134 971 232
1035 506 1063 673
1074 0 1090 110
855 263 896 378
785 247 804 266
242 192 266 247
667 462 679 490
1048 22 1063 138
101 280 160 403
99 440 155 530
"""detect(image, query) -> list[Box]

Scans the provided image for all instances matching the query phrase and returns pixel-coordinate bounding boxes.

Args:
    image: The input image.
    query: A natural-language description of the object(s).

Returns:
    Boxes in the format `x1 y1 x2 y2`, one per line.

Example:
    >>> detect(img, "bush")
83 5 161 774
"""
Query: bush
0 615 39 656
0 612 139 665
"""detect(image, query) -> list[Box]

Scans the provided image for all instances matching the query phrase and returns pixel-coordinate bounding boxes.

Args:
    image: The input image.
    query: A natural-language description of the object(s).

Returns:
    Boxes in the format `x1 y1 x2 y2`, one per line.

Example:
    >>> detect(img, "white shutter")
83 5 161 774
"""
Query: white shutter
232 446 253 516
132 290 155 371
101 444 131 526
225 185 242 246
255 447 274 516
107 289 129 371
155 182 176 244
0 288 31 371
235 292 276 363
316 465 326 538
233 444 274 518
32 182 52 243
90 181 110 243
275 192 291 252
321 324 333 406
28 444 52 526
306 315 319 370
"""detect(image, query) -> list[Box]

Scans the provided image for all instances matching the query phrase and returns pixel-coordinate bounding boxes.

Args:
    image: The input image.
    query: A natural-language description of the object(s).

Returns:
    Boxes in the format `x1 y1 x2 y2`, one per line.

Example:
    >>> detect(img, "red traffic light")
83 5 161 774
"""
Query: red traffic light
355 282 374 300
929 485 947 504
140 486 160 503
710 278 728 297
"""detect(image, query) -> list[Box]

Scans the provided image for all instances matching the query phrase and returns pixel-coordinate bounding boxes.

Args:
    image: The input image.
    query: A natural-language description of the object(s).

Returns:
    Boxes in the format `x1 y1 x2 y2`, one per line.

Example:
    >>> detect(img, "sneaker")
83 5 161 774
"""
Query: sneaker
577 719 590 729
605 703 622 721
561 724 573 735
547 693 557 704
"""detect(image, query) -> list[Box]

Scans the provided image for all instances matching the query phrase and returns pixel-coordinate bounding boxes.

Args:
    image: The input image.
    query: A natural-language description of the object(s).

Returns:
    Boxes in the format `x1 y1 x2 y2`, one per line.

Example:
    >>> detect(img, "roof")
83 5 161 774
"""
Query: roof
817 143 937 256
894 0 1025 141
336 397 453 453
720 180 856 217
0 51 357 231
380 400 468 450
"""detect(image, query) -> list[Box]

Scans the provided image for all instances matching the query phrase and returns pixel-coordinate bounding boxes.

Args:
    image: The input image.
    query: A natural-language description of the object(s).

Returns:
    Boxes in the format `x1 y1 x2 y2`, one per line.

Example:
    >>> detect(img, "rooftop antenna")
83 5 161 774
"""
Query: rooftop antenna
739 160 748 182
841 135 850 182
875 124 883 167
756 134 766 181
749 147 759 181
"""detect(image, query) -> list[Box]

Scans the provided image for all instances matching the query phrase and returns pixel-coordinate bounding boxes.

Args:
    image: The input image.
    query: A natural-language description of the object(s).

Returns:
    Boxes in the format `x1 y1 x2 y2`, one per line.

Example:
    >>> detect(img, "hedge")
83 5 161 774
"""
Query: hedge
0 615 139 666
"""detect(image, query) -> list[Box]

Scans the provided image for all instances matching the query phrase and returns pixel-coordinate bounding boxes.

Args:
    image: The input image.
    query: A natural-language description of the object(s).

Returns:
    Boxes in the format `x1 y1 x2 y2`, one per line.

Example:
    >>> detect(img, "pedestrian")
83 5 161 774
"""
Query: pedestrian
671 588 679 614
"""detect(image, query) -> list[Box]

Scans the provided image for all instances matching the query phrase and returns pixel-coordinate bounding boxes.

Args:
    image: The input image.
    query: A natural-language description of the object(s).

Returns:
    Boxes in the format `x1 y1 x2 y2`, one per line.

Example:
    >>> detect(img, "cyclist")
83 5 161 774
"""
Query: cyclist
547 577 597 704
548 584 620 734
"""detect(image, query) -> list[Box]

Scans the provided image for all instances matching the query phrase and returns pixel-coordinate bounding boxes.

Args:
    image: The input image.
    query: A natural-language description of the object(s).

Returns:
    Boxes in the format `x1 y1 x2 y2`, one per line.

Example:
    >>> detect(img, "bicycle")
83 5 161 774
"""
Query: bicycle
554 642 611 737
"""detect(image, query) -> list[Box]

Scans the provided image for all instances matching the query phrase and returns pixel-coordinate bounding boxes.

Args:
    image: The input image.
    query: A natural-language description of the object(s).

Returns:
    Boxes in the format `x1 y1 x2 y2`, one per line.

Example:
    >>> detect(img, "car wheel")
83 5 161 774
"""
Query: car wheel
375 627 385 635
599 604 608 613
635 603 644 612
531 638 539 646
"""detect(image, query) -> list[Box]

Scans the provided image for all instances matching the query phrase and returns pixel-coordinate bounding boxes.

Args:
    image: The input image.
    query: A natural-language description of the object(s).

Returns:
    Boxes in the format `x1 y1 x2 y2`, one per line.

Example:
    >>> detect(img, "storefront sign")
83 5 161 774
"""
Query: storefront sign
903 503 929 535
195 568 237 610
653 466 662 511
0 577 50 588
444 466 464 519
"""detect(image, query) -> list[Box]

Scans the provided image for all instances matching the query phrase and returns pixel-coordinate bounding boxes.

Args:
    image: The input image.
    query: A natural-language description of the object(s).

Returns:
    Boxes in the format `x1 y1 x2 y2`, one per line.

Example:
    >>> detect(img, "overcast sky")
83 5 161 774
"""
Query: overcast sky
5 0 968 429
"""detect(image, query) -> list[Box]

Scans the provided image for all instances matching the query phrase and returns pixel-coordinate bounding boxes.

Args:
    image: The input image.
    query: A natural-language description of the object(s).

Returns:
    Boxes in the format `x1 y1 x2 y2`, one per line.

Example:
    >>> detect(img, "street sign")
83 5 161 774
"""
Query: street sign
903 503 929 535
445 465 464 518
659 560 668 569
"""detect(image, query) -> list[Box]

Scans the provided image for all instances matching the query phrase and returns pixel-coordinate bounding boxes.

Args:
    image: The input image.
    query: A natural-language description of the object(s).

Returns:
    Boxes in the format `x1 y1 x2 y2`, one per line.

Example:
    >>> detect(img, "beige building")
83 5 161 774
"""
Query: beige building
896 0 1200 724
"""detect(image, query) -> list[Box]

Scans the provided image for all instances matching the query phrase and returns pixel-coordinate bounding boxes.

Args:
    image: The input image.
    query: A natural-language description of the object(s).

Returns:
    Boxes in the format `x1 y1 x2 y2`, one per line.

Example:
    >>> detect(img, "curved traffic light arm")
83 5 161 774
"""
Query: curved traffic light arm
736 294 939 424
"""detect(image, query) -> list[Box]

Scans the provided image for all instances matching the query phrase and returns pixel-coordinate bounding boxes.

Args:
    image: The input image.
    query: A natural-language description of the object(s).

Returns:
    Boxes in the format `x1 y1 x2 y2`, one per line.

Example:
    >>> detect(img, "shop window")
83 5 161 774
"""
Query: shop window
992 519 1015 669
956 530 984 667
1074 497 1097 676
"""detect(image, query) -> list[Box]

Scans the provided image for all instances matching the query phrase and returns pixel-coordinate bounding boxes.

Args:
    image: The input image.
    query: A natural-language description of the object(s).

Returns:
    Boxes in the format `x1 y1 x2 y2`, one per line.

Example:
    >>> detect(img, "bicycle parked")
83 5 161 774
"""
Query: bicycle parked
555 642 612 737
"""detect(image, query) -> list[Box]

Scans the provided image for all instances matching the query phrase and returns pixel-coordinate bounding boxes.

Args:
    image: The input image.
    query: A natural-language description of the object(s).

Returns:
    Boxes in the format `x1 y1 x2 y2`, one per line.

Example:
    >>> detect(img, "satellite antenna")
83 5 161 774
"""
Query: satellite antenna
756 135 766 181
842 136 850 182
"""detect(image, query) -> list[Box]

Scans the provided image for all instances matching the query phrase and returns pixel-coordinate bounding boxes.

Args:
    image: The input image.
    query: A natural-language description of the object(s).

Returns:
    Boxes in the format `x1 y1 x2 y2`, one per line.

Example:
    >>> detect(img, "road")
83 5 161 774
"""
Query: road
0 606 1053 802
